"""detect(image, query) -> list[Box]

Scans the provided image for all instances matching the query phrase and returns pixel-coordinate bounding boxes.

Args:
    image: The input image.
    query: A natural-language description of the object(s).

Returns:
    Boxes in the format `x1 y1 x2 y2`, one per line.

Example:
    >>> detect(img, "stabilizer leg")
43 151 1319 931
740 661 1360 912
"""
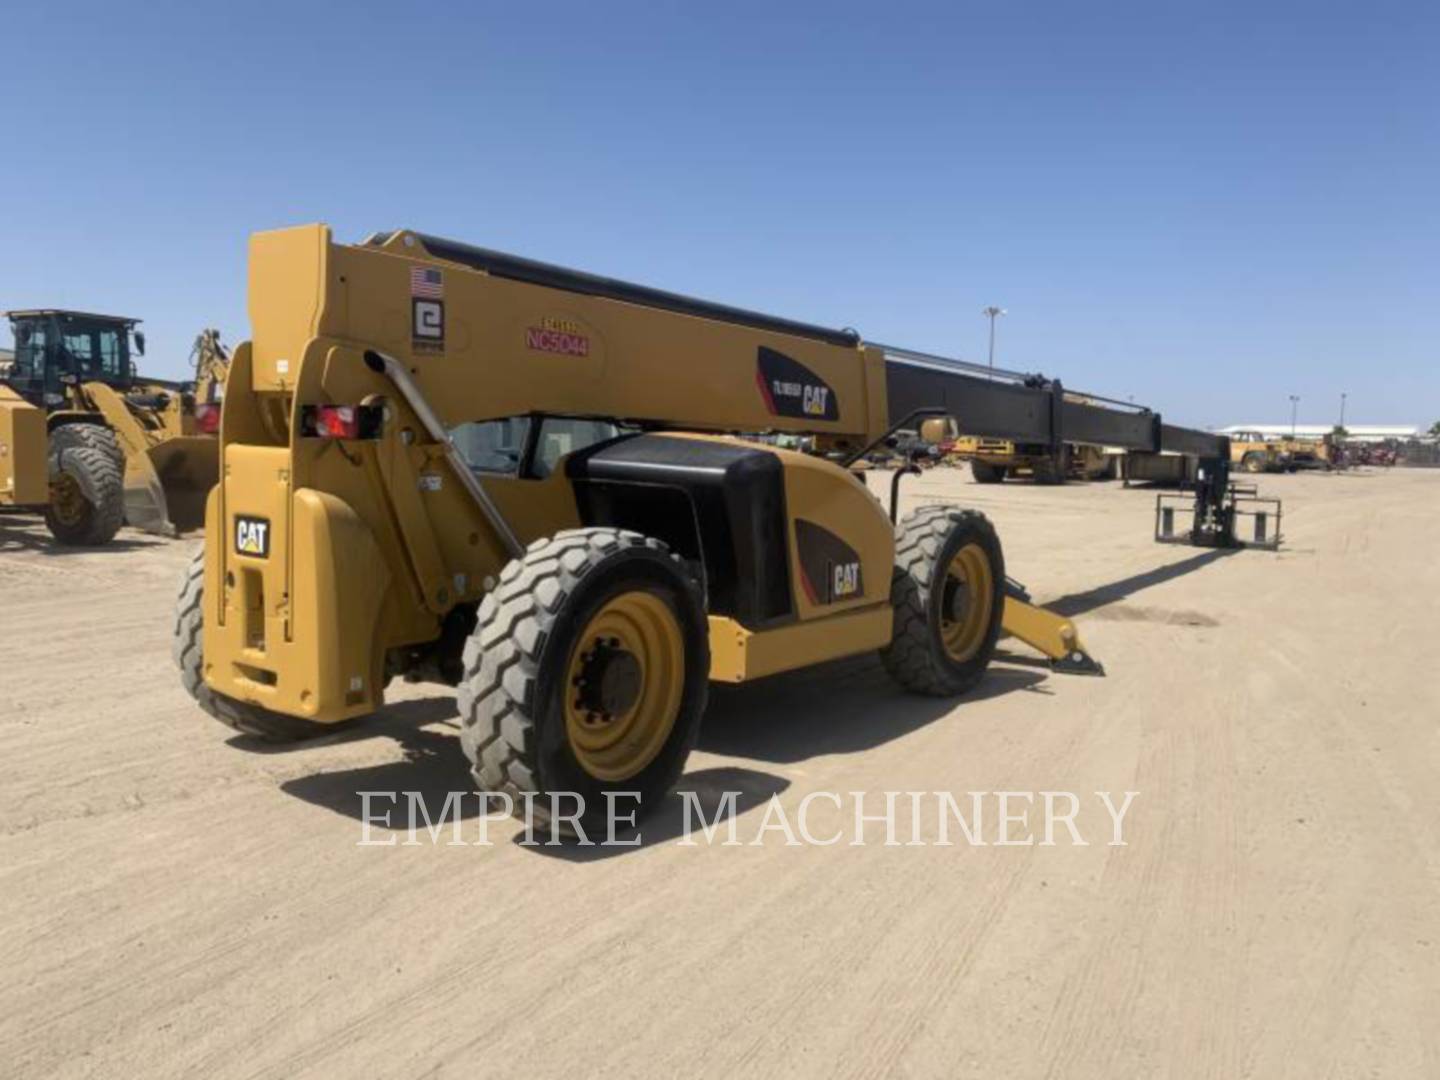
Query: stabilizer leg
1001 581 1104 676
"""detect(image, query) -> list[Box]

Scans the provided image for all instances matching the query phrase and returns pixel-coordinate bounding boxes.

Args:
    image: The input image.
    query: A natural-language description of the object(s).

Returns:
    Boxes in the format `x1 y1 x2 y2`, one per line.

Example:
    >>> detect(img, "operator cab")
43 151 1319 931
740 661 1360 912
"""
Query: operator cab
3 309 144 408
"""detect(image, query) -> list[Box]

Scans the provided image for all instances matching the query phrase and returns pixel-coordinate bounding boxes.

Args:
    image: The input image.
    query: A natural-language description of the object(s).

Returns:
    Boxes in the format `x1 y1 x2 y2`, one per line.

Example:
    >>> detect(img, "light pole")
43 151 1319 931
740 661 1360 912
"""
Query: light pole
1289 395 1300 438
1339 392 1347 429
982 306 1006 378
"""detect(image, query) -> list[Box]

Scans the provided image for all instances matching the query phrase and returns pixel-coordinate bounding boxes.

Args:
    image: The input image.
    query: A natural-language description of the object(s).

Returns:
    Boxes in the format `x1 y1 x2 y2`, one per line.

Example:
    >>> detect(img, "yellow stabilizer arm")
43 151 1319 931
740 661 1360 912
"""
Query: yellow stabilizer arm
1001 589 1104 676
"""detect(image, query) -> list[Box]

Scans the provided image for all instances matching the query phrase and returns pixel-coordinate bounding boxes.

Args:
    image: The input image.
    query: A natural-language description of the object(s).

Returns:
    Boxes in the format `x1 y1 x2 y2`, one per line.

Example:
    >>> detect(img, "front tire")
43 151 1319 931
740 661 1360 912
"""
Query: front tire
63 421 127 469
881 507 1006 696
44 424 124 546
457 528 709 834
172 548 331 740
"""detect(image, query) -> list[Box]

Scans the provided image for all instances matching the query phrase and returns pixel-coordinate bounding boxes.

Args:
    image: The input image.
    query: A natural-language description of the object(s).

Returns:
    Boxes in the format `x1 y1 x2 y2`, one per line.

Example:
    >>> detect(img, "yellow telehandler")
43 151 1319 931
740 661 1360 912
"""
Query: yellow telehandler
176 225 1246 830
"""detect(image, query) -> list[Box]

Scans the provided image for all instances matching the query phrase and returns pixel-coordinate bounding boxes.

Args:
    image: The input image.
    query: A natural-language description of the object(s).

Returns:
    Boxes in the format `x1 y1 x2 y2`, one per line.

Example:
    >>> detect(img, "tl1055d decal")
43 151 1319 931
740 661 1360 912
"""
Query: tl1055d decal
526 315 591 357
795 519 863 605
756 347 839 421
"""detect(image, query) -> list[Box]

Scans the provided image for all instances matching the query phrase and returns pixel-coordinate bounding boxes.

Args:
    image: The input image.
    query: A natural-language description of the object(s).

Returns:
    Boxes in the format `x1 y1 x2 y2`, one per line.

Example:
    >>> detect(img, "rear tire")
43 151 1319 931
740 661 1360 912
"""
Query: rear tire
44 424 124 546
172 548 331 741
970 460 1006 484
881 506 1006 696
457 528 709 834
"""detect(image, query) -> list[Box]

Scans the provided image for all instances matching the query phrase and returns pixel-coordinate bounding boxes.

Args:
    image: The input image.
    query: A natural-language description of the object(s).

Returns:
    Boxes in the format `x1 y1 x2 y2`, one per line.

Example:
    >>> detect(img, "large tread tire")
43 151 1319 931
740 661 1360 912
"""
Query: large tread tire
44 425 125 546
172 548 332 741
970 460 1006 484
457 528 709 834
880 506 1006 696
61 421 126 468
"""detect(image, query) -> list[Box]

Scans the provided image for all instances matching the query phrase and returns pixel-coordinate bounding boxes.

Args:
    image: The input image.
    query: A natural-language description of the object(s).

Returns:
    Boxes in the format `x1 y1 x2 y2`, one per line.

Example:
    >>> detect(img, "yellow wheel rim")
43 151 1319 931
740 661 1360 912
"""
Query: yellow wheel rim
939 543 994 663
563 590 685 782
49 474 88 527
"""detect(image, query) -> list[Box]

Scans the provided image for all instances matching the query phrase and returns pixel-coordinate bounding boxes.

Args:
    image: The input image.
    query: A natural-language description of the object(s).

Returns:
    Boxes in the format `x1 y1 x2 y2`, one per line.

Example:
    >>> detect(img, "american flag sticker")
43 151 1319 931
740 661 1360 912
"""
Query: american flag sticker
410 266 444 298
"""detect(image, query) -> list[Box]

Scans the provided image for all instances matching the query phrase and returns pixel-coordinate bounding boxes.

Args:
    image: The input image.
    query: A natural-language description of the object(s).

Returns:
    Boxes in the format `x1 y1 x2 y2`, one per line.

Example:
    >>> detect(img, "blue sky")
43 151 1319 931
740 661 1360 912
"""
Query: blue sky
2 1 1435 428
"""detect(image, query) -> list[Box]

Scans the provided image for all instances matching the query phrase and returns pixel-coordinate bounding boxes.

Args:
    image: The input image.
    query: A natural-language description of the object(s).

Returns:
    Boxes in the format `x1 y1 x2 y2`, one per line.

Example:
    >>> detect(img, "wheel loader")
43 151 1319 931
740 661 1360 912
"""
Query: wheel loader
1 382 125 545
4 310 220 536
175 224 1240 831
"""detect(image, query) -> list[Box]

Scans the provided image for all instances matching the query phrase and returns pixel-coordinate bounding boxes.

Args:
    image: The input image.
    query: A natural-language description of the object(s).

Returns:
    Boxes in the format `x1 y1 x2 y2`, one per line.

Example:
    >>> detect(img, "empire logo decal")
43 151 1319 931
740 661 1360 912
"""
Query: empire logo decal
412 299 445 351
794 519 864 604
755 347 840 421
526 316 591 357
235 515 270 558
411 266 445 353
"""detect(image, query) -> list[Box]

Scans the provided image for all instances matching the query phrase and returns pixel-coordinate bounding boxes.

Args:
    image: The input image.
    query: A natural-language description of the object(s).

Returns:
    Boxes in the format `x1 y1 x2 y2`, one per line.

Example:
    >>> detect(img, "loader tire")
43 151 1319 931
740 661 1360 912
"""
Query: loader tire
881 506 1006 696
44 425 125 546
61 421 126 468
457 528 709 834
172 548 330 741
970 460 1006 484
1242 452 1265 474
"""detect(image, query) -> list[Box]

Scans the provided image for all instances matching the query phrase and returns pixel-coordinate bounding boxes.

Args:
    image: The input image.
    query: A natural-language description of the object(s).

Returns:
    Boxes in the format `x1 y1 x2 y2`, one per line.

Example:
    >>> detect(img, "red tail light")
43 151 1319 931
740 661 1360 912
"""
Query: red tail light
195 403 222 435
299 404 383 440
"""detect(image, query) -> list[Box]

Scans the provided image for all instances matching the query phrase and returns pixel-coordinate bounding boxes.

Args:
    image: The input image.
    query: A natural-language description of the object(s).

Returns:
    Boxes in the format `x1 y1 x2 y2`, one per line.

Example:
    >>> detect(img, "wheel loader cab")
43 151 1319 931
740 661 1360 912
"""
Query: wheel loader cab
5 310 141 406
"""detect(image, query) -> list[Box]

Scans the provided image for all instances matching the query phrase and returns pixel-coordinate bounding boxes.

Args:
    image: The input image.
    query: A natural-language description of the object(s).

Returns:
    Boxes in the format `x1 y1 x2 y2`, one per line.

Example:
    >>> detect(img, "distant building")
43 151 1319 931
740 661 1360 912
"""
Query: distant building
1217 423 1419 444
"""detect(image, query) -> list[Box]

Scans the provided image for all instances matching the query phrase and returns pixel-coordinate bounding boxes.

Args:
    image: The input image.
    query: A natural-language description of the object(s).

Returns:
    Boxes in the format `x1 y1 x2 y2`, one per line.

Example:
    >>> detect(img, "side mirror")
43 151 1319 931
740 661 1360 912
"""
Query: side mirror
134 331 146 356
919 417 953 445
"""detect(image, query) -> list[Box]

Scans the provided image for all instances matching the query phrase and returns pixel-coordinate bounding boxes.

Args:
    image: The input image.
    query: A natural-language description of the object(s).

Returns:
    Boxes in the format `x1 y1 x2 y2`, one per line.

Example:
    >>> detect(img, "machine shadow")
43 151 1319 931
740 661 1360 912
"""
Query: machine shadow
278 708 789 856
1042 548 1238 619
270 652 1045 829
697 654 1047 765
515 766 792 862
0 517 168 555
274 698 475 821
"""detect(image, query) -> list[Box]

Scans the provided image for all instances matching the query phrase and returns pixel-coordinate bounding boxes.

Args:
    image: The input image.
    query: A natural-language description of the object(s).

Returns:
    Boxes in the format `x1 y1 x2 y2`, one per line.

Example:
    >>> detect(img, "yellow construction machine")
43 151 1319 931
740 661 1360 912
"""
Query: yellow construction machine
176 225 1246 829
190 328 230 420
1229 431 1285 473
4 310 220 535
948 434 1117 483
1 382 125 545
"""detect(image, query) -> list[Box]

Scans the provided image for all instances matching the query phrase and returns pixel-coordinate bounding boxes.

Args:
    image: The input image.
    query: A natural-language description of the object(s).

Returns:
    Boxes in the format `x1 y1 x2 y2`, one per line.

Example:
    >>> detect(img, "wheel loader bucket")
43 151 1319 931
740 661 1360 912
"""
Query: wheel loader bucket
123 435 219 536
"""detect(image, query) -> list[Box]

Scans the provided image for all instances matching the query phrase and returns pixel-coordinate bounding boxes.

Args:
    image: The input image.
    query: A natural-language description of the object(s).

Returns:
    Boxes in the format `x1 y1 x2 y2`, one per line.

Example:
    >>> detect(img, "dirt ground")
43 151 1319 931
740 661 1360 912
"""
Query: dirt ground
2 466 1436 1079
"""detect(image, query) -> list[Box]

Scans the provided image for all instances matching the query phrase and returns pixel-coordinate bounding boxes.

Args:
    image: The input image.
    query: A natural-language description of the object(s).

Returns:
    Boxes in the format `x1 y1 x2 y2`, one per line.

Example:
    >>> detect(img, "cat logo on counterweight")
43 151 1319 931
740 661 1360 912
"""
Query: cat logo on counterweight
235 515 270 558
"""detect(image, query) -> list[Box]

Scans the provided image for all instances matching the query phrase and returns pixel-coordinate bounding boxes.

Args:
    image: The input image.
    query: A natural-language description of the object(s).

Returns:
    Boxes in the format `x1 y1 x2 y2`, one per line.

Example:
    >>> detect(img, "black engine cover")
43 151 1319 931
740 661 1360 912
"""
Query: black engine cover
565 434 793 627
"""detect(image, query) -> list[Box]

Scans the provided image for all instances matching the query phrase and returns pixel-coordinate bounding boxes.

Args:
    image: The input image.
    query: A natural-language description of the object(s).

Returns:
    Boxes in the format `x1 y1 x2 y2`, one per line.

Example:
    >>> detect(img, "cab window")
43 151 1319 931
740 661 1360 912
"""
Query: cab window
531 418 621 478
448 416 624 478
451 417 531 474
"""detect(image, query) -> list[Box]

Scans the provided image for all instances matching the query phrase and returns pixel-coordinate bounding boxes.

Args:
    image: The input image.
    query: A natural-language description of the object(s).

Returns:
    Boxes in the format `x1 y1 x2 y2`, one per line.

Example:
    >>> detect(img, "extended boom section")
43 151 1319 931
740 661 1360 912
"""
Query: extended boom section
882 345 1228 459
